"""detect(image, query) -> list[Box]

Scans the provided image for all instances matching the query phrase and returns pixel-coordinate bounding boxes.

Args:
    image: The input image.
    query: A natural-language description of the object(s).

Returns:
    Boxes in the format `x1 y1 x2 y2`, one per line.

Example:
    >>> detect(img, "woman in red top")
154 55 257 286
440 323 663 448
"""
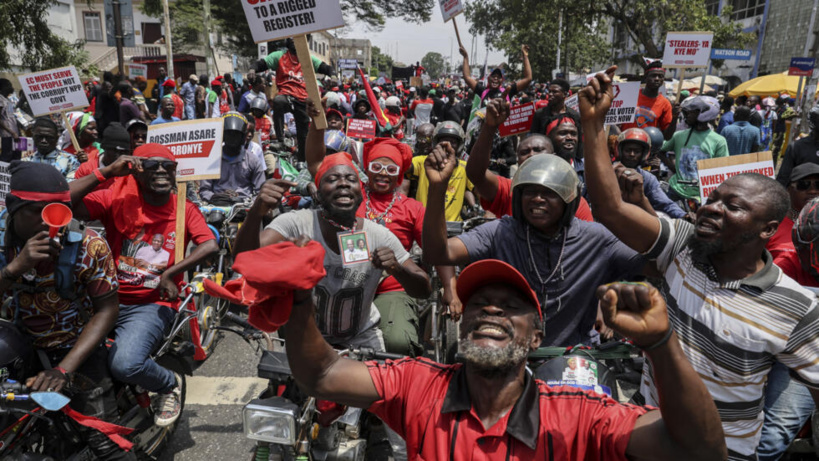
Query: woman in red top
62 111 100 164
356 137 460 356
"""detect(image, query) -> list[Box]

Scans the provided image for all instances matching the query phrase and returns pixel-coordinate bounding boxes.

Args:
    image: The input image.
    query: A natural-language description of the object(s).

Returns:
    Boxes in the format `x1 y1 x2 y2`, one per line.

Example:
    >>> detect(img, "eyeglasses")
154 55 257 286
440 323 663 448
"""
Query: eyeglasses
141 159 178 172
795 179 819 191
368 162 400 176
518 145 549 156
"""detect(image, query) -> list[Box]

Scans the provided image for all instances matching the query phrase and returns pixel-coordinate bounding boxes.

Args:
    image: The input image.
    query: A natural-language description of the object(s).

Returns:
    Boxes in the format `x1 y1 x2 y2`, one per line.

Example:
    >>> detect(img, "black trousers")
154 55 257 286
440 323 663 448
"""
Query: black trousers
272 94 310 162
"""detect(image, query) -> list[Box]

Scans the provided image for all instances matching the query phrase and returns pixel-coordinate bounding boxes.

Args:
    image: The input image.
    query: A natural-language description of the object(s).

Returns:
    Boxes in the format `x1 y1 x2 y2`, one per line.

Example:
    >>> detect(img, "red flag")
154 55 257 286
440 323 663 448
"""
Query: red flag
357 66 389 127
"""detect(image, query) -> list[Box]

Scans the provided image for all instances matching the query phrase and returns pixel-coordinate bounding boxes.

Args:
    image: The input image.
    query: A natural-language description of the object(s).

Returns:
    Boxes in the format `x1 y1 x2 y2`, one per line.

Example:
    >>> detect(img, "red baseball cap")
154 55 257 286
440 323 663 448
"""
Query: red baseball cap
456 260 541 319
161 79 176 88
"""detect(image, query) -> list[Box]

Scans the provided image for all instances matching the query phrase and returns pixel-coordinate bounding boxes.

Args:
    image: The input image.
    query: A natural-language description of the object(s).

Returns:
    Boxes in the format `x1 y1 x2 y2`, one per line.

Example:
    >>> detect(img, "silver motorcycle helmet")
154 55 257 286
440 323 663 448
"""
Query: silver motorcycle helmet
511 154 581 228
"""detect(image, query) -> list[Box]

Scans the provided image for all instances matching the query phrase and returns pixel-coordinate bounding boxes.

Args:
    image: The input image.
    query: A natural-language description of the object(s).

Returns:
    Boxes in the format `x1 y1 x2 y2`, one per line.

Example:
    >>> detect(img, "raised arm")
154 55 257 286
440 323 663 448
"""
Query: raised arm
421 143 471 266
580 67 660 253
598 283 726 461
305 99 326 177
459 46 477 91
465 99 509 202
69 155 139 221
514 45 533 92
283 242 380 408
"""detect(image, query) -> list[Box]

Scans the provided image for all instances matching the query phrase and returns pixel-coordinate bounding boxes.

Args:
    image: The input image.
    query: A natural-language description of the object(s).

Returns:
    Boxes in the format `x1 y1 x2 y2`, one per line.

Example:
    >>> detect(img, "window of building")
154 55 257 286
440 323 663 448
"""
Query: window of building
731 0 765 20
84 12 103 42
705 0 720 15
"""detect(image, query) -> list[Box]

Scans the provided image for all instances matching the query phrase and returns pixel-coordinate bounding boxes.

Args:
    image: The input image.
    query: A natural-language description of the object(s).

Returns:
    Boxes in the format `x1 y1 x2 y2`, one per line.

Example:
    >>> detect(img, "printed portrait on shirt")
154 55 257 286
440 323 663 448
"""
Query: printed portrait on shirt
118 230 173 288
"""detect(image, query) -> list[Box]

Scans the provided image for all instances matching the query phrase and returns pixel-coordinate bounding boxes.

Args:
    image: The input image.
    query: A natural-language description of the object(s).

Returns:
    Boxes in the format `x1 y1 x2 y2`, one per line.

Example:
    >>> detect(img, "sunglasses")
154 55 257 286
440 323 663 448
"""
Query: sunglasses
518 145 549 156
795 180 819 191
368 162 400 176
141 159 178 172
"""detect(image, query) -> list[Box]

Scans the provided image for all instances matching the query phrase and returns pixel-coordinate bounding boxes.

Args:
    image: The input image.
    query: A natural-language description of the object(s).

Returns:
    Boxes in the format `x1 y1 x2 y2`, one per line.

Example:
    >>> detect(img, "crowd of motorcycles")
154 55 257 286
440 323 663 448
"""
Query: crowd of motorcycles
2 135 819 461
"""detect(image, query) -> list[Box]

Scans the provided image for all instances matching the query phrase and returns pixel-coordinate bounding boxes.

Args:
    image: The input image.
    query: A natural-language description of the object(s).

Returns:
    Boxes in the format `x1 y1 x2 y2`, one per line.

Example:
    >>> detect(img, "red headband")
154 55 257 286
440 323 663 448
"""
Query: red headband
315 152 358 187
363 138 412 186
647 68 666 74
545 116 577 136
9 190 71 202
134 143 176 161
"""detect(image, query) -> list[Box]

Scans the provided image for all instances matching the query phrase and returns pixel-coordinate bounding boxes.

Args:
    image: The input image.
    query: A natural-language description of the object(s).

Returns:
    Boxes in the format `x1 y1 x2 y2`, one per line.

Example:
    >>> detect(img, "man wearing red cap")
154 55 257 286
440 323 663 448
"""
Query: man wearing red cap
68 144 218 427
161 80 184 120
280 251 727 460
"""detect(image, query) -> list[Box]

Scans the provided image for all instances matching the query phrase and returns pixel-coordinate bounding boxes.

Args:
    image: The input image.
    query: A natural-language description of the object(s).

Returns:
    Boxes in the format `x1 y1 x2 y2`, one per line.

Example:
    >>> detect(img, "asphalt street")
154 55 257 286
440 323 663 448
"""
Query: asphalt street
159 329 267 460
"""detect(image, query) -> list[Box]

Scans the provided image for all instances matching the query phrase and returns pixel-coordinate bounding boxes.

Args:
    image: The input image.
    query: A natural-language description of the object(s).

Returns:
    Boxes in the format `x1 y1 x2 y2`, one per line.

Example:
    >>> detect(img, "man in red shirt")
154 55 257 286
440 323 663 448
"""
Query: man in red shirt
69 144 218 427
466 99 593 221
282 253 726 460
161 80 185 121
619 60 678 140
767 163 819 260
257 38 333 162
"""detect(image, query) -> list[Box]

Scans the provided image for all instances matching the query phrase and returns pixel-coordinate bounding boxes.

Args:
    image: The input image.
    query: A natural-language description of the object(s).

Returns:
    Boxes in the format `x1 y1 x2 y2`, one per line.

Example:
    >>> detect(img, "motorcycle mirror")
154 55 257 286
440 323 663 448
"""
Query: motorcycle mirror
31 392 71 411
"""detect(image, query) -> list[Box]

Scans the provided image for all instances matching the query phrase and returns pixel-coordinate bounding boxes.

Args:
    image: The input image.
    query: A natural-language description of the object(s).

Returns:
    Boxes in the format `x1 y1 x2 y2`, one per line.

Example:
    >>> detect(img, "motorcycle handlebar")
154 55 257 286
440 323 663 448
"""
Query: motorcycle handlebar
0 380 28 395
225 312 257 331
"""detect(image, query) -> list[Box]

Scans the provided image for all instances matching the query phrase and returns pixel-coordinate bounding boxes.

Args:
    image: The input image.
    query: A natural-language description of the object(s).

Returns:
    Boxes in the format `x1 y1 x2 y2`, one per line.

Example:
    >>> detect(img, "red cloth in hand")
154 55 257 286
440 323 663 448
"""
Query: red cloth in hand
203 241 326 332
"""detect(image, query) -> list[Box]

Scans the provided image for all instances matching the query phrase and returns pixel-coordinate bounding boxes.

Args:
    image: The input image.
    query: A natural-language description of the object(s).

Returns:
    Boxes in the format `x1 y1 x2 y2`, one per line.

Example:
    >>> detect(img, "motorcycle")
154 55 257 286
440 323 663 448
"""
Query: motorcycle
192 200 253 356
217 313 402 461
0 286 199 459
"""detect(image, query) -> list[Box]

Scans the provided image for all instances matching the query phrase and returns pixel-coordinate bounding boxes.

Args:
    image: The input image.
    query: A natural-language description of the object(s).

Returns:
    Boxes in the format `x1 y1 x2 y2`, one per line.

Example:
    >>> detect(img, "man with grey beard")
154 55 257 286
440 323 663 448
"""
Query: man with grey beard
282 251 727 460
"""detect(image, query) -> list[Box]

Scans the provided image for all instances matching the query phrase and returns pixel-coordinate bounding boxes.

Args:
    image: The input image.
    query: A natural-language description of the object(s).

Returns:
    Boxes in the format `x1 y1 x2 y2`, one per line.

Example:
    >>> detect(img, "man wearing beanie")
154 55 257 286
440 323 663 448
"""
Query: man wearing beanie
25 117 81 180
75 122 132 190
0 162 134 460
69 143 217 427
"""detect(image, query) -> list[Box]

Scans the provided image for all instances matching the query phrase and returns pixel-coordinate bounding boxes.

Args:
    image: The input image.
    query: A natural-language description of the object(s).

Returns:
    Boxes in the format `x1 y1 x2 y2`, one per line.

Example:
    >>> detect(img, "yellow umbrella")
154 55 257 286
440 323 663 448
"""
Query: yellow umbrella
728 72 817 98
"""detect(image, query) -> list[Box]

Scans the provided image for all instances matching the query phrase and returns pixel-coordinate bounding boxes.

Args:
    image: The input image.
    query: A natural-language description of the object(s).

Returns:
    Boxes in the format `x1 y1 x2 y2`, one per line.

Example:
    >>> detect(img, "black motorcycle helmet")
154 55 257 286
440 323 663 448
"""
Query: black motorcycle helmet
222 112 248 156
0 320 32 380
643 126 665 155
249 96 268 116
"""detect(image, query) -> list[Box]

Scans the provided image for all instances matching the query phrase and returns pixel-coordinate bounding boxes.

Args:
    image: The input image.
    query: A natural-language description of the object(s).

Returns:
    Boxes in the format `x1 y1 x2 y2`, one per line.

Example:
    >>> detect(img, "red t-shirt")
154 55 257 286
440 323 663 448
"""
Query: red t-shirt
357 192 425 294
367 358 648 461
255 115 273 144
75 152 115 190
774 250 819 287
385 112 404 140
65 144 100 162
83 189 215 308
481 176 593 222
171 93 184 120
620 91 673 132
766 216 795 261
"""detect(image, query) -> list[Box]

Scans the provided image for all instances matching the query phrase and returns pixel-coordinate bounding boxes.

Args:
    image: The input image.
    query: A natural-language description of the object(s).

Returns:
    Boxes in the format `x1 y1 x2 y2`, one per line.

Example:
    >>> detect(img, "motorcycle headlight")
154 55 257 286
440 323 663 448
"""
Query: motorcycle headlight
242 397 299 444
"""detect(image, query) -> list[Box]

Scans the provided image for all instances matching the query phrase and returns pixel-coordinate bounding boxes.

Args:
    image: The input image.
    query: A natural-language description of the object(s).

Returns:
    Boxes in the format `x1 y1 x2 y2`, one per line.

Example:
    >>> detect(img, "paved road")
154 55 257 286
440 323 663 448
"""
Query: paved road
159 329 266 460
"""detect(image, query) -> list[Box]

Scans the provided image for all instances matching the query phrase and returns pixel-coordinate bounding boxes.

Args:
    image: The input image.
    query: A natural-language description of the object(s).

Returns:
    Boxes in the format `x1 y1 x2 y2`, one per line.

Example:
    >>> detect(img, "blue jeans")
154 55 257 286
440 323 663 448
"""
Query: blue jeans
758 362 815 460
108 303 176 394
184 104 195 120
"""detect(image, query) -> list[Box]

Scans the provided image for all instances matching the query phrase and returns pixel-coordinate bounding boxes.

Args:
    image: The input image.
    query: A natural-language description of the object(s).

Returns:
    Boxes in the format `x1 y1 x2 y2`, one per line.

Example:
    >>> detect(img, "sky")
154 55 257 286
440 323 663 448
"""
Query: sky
340 7 508 69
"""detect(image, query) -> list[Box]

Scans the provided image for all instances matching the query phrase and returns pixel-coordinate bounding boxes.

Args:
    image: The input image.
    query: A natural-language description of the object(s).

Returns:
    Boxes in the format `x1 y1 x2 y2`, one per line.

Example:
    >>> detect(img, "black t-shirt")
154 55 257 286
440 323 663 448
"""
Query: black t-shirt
474 83 518 108
443 101 464 124
776 135 819 186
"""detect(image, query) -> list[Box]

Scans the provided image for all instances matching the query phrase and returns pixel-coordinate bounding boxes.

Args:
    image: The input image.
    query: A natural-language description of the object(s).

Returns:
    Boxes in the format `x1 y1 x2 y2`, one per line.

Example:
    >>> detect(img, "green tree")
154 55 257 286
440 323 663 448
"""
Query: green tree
421 52 446 79
143 0 435 60
0 0 90 72
371 46 394 74
466 0 610 80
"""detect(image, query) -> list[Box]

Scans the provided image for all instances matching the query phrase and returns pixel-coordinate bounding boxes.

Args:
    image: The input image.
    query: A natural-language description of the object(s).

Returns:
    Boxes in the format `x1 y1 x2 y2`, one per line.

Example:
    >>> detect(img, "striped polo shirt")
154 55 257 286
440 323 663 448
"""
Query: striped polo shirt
641 217 819 461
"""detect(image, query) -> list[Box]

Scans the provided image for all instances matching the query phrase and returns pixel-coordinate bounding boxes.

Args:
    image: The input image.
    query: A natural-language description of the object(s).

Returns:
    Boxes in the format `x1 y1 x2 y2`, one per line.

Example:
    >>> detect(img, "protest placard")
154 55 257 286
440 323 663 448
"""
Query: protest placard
146 118 224 181
440 0 464 22
604 82 640 126
565 94 579 112
662 32 714 68
697 152 774 203
789 57 816 77
338 59 358 70
346 118 377 139
18 66 88 116
241 0 344 43
127 63 148 79
499 103 536 137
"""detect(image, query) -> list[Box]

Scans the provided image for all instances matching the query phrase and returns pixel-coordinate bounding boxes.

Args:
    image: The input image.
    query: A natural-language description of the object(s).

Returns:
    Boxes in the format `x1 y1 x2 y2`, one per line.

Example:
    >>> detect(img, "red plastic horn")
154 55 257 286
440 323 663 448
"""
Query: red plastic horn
41 203 73 238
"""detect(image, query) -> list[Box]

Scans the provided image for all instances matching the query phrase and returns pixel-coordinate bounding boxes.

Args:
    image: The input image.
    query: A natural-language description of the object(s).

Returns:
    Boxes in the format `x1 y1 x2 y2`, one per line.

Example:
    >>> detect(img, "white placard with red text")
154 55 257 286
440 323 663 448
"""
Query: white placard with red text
604 82 640 126
499 103 536 137
697 152 774 203
565 94 579 112
128 63 148 79
662 32 714 68
146 118 224 181
439 0 464 22
241 0 345 43
17 66 88 116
